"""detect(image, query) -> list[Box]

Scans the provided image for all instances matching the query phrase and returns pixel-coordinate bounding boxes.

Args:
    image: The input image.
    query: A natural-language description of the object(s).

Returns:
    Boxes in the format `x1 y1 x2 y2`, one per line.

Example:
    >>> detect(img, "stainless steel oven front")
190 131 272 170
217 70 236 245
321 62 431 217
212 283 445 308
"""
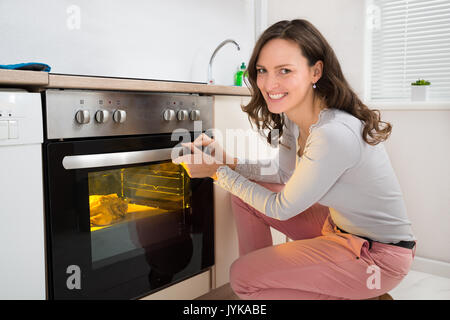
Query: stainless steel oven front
42 89 214 299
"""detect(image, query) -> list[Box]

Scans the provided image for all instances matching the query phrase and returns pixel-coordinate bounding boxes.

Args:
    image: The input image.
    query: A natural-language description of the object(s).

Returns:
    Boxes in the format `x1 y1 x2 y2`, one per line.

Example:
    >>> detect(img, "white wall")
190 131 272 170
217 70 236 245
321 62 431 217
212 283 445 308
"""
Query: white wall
266 0 450 267
381 110 450 263
0 0 255 85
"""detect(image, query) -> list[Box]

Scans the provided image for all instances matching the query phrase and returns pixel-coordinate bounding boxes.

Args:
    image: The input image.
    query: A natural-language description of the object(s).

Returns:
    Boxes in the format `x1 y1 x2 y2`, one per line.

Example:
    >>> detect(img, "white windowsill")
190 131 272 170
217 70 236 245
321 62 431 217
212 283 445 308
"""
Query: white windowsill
366 101 450 111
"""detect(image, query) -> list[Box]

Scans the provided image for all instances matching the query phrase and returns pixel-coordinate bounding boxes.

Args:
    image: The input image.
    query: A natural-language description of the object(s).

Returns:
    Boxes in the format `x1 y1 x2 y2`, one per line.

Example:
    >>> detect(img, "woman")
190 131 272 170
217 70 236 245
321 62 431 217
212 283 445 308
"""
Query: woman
173 19 416 300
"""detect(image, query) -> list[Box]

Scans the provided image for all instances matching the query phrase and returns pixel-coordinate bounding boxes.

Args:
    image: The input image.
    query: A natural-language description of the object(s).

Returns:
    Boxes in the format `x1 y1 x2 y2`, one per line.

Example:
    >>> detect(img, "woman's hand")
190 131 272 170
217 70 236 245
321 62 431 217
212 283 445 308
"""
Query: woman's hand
172 133 237 179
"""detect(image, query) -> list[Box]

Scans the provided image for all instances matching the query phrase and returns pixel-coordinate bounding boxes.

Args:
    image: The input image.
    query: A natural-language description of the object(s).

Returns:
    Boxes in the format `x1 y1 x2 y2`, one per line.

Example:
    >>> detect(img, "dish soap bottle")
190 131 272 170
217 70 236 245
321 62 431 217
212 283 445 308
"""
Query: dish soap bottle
234 62 246 86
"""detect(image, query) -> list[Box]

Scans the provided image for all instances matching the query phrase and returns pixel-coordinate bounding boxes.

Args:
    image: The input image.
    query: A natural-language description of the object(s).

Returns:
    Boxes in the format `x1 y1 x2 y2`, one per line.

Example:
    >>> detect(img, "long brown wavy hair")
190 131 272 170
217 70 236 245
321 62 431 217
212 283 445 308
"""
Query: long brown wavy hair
243 19 391 146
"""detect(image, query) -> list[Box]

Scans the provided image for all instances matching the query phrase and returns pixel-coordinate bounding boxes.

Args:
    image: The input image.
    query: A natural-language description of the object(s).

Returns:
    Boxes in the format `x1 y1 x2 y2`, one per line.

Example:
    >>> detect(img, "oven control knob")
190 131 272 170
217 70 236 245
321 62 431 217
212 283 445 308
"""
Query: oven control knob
113 109 127 123
177 109 188 121
163 109 176 121
75 110 90 124
95 110 110 123
190 109 201 121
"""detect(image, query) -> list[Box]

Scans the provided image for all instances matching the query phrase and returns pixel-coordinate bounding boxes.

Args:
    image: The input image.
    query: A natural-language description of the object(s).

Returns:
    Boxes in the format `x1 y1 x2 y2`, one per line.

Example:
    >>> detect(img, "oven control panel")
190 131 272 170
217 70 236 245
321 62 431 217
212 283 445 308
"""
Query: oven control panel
44 90 213 140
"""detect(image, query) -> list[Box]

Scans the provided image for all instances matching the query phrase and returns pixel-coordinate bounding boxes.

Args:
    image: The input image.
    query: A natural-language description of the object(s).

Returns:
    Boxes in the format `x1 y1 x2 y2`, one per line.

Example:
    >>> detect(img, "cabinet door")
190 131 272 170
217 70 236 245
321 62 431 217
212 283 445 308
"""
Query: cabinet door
213 95 286 288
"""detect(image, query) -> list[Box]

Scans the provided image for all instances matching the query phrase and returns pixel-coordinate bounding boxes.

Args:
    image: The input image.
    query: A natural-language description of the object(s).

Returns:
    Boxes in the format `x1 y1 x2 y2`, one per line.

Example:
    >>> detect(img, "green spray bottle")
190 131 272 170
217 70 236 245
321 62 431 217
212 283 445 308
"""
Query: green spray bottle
234 62 246 86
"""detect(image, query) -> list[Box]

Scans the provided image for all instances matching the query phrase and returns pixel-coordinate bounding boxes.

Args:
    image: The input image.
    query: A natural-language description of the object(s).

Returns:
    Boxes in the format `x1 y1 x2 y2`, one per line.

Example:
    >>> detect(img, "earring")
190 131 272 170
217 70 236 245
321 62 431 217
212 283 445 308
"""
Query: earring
313 83 317 89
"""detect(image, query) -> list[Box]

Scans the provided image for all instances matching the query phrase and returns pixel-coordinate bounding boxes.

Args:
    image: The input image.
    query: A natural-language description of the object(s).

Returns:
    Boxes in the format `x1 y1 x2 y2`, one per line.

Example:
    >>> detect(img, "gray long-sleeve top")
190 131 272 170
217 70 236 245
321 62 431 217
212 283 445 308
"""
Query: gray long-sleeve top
215 108 415 244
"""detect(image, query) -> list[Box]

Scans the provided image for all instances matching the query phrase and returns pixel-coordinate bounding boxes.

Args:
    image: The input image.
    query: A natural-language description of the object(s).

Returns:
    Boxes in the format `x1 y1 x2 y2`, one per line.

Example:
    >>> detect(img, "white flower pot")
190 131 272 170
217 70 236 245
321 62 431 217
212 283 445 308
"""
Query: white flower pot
411 85 430 101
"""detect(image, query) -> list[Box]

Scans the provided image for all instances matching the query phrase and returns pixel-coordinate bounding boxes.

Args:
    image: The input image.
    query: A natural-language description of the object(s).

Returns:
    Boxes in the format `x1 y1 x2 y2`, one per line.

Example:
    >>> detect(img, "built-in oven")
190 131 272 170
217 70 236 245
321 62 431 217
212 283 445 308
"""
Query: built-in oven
42 89 214 299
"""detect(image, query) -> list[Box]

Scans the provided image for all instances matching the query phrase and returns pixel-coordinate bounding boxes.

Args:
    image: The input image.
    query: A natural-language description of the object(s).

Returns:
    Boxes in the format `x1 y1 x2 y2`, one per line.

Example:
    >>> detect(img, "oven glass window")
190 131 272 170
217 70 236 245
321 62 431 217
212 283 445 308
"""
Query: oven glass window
88 161 190 269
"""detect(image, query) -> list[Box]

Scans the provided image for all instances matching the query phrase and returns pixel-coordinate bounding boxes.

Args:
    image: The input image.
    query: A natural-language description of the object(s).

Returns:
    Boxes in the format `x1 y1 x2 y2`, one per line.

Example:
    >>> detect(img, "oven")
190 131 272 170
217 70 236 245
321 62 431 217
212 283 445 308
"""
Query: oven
42 89 214 299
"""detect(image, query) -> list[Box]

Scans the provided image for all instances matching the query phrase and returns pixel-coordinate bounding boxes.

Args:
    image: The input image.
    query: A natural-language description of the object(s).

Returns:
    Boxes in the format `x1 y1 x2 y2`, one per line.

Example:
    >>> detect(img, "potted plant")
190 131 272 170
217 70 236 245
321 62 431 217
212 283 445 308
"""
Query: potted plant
411 79 431 101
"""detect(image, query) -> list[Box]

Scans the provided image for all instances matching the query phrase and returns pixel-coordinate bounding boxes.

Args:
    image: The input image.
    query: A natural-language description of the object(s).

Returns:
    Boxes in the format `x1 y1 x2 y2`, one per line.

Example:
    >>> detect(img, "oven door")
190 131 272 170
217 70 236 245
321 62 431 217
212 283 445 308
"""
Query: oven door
44 133 214 299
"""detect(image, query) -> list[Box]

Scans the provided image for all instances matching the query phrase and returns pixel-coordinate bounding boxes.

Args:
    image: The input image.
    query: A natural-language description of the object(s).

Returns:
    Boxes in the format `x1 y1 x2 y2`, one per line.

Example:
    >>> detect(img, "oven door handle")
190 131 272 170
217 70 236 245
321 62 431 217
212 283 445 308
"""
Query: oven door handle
62 148 174 170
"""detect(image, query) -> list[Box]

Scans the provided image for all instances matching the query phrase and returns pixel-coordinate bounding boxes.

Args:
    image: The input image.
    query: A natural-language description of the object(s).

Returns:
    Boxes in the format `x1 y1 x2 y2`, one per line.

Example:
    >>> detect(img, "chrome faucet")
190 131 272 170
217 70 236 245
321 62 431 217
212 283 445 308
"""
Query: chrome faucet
207 39 240 85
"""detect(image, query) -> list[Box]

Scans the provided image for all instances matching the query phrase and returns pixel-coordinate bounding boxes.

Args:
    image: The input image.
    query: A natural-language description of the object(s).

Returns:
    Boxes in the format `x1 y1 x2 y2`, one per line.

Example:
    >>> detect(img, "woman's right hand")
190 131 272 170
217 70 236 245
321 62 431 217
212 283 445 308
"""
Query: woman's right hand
182 133 238 169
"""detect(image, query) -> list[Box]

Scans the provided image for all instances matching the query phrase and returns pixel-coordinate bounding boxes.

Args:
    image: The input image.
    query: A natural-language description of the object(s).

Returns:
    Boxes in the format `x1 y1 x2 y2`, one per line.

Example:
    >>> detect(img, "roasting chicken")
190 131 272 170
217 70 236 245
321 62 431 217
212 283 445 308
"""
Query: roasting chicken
89 194 128 226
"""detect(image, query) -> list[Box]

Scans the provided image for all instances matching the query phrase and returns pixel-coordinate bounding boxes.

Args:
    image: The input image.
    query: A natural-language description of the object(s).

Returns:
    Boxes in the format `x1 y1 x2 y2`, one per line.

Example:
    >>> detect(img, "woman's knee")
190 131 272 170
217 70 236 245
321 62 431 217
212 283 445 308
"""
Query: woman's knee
230 193 257 218
230 193 243 206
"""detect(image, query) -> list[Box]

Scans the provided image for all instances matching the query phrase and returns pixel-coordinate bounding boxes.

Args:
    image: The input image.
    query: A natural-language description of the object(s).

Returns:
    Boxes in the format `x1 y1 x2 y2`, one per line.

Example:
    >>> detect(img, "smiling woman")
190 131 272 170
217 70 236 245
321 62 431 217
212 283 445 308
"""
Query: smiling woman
244 19 391 148
255 39 322 119
174 19 416 301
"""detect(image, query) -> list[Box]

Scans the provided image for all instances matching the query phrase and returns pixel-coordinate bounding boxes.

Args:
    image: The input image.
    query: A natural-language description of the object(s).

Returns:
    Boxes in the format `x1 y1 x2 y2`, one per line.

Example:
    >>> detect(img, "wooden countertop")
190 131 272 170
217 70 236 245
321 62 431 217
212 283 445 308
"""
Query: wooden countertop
0 69 49 86
0 70 251 96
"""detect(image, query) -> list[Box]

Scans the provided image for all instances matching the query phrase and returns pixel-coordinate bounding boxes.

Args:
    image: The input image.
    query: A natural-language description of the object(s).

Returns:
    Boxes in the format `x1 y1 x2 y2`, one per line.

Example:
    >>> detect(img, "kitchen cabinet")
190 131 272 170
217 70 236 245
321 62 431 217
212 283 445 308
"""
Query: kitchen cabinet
213 95 287 288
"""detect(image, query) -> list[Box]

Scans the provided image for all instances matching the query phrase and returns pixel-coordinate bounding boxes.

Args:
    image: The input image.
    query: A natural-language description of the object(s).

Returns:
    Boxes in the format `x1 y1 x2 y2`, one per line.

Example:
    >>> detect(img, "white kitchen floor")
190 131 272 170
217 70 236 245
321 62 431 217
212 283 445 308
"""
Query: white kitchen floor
197 270 450 300
389 270 450 300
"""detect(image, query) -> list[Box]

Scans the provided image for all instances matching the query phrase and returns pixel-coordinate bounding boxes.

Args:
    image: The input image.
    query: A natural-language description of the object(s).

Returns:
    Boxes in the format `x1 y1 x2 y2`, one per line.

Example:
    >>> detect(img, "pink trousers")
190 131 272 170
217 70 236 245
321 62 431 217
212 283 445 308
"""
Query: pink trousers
229 182 415 300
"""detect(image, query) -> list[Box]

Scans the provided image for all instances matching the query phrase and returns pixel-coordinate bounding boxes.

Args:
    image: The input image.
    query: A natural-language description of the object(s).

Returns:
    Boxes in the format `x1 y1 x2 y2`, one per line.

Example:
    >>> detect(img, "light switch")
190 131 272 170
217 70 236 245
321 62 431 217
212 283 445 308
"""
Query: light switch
8 120 19 139
0 121 8 140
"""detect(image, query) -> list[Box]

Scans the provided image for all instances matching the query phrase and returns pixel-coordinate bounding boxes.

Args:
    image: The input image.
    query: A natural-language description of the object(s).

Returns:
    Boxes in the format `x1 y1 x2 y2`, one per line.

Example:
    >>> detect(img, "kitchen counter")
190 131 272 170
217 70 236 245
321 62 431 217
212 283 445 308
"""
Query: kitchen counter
0 70 251 96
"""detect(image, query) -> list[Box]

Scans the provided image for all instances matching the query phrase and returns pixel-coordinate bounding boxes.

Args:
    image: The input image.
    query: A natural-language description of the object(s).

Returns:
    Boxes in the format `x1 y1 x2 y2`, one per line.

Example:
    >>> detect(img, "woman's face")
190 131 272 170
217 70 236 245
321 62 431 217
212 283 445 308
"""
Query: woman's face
256 38 320 114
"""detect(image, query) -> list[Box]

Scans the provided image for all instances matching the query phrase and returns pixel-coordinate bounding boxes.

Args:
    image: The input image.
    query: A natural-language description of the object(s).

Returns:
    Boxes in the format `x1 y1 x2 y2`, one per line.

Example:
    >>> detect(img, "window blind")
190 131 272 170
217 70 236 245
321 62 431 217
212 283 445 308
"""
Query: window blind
368 0 450 101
